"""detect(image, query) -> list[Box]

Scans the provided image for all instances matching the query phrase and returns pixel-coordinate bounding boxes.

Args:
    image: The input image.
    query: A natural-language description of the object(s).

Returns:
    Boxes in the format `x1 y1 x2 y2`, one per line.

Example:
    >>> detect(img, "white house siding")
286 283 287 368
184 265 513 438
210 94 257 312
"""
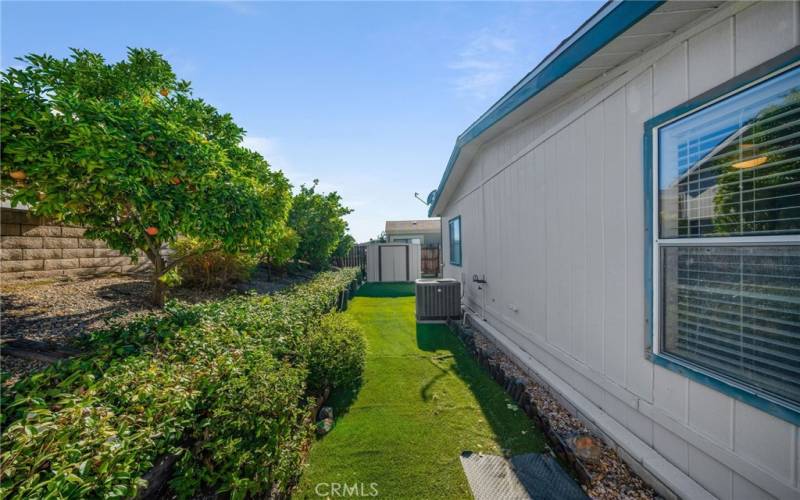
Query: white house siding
440 2 800 498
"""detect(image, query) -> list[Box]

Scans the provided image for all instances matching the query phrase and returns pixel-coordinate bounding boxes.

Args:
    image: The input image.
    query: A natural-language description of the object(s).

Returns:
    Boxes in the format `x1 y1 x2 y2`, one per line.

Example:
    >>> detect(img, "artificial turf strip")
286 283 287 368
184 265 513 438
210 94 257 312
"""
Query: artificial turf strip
295 284 546 499
353 281 416 297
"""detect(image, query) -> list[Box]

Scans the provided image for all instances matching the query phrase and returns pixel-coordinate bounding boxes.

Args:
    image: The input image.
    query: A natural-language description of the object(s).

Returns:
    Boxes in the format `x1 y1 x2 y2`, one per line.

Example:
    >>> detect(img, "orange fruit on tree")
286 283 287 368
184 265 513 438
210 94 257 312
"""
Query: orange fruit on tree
170 177 181 185
159 88 169 97
9 170 27 186
145 226 159 236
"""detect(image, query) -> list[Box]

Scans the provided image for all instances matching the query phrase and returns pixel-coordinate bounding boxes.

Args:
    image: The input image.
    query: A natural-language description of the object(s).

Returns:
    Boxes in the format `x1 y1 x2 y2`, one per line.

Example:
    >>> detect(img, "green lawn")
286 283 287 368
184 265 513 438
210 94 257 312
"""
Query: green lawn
295 283 546 499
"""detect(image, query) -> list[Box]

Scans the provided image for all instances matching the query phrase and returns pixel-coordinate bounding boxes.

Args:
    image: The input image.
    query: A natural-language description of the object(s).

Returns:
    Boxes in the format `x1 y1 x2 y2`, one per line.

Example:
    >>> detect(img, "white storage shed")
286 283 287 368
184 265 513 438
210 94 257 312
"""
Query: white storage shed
365 243 421 283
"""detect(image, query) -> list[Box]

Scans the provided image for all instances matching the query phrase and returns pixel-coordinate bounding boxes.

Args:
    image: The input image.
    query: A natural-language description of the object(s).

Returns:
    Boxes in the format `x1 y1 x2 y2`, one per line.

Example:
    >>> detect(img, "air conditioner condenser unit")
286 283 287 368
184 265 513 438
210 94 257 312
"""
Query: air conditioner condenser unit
415 279 461 323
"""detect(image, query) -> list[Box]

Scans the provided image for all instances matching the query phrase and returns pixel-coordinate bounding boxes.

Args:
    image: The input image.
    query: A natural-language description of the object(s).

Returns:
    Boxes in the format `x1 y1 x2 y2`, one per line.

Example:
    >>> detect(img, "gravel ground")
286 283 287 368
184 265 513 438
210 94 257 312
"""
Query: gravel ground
1 268 312 386
471 331 657 500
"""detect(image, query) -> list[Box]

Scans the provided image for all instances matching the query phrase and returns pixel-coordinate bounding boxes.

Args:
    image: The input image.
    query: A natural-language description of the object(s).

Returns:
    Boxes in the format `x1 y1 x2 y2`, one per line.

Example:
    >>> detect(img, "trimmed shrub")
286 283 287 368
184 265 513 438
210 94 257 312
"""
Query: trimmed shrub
172 355 310 498
306 313 366 393
173 237 258 288
0 268 362 499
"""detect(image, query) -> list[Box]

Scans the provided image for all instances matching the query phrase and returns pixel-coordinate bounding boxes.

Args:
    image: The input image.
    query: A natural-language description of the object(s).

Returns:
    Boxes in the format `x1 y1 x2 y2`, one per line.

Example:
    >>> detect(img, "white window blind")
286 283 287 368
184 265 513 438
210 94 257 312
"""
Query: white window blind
659 66 800 238
655 64 800 407
660 246 800 404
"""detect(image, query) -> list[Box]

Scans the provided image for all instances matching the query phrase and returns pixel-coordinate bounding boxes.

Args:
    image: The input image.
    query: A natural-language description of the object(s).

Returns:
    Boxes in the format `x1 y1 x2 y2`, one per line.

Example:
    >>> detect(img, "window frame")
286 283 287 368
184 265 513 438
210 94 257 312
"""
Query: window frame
643 48 800 425
448 216 462 267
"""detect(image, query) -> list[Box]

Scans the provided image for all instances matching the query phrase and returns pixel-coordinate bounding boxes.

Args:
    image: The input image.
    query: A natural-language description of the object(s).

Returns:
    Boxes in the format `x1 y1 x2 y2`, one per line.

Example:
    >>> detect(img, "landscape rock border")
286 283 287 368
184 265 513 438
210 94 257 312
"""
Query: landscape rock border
448 319 657 500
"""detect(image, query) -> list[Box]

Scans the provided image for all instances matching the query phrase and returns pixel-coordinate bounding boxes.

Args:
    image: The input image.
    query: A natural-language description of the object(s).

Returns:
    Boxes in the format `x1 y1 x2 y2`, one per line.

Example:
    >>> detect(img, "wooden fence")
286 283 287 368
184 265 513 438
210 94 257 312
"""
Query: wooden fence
332 243 367 270
421 245 440 276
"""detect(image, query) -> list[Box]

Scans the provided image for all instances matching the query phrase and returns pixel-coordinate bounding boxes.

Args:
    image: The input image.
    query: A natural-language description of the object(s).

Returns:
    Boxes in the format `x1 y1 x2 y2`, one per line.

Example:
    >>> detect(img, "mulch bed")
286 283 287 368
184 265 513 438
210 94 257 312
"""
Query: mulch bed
0 267 313 386
452 321 658 500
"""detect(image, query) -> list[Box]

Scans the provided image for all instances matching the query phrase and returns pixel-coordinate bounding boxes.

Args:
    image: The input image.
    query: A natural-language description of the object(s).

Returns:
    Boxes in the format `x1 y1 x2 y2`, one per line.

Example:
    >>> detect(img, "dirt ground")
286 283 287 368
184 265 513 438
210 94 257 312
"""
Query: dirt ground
0 266 312 385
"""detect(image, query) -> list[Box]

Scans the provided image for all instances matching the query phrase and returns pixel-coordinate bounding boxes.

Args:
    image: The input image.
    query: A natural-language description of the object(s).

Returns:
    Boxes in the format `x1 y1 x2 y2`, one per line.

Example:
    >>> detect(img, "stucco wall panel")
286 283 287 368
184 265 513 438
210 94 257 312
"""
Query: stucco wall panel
734 1 798 75
654 423 690 474
688 380 734 449
689 446 733 500
688 18 734 97
653 42 689 116
732 472 775 500
602 88 628 388
733 401 795 485
624 69 653 403
653 365 688 424
584 104 606 374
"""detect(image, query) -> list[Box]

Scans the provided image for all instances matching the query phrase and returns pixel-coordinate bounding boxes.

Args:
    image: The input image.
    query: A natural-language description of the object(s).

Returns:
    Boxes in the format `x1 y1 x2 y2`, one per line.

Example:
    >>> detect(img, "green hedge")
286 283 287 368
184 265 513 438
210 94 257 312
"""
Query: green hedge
0 269 363 499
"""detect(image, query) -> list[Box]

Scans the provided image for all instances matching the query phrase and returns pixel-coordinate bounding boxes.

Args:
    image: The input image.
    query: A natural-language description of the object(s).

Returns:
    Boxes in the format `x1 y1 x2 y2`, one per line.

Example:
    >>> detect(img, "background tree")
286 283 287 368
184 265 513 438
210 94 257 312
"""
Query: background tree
332 234 356 260
261 223 300 278
288 180 352 269
1 49 292 306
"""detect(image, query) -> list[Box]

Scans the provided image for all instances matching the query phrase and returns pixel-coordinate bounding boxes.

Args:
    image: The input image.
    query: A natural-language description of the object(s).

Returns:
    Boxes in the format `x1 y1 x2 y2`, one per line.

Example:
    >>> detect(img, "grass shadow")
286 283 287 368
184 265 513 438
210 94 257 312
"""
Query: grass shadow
415 322 543 456
355 282 415 298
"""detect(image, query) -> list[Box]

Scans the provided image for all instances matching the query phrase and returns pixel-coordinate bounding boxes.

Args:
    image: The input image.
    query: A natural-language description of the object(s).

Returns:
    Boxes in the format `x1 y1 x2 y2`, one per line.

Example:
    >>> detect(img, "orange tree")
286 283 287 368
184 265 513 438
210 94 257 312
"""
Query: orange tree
288 180 352 269
1 49 291 305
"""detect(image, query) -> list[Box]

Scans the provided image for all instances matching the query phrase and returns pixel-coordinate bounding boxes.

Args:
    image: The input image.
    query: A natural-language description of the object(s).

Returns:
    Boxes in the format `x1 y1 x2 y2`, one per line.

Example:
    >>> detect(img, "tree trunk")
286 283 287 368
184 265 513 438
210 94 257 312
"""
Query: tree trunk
147 249 167 308
150 278 166 308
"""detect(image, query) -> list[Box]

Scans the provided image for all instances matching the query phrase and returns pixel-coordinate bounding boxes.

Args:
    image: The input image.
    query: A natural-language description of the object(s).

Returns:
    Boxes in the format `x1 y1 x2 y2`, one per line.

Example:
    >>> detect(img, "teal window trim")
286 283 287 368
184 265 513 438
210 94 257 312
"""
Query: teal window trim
642 46 800 426
448 216 462 267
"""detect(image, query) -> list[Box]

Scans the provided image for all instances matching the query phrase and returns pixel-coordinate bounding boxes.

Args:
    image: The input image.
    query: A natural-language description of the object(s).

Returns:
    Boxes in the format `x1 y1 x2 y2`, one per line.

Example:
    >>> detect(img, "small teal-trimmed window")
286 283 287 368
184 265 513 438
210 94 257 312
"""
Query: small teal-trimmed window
645 54 800 423
448 216 462 266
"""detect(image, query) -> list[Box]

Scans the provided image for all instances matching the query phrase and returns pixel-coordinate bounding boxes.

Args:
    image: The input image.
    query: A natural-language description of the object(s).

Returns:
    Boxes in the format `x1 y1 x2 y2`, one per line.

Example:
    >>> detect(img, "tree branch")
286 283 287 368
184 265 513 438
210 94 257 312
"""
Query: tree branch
161 244 222 273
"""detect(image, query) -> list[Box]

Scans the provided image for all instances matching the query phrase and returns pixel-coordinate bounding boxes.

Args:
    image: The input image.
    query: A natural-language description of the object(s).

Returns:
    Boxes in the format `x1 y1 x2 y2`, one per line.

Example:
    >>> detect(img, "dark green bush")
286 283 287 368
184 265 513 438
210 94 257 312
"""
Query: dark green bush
306 313 366 393
0 268 362 499
172 355 310 498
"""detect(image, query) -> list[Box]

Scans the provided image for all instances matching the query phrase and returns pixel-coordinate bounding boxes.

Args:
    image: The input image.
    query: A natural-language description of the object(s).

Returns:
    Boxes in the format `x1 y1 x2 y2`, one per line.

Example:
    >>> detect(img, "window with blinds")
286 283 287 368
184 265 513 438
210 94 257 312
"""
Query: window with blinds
655 63 800 407
660 246 799 404
449 216 462 266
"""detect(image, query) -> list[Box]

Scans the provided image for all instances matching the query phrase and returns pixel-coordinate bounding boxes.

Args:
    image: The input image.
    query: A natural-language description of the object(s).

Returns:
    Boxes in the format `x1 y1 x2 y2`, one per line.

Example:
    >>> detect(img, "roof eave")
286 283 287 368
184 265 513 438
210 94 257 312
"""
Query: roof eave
429 0 665 216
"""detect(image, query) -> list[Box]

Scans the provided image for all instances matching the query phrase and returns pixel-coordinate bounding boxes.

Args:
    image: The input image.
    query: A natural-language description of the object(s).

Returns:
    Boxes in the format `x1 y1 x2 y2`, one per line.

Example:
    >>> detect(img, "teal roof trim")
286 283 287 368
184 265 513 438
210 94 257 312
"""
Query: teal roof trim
430 0 664 216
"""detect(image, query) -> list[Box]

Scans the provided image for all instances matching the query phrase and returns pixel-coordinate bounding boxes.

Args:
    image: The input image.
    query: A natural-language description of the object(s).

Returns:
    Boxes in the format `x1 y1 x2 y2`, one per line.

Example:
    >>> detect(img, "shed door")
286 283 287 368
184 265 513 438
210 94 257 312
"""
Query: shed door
379 246 407 282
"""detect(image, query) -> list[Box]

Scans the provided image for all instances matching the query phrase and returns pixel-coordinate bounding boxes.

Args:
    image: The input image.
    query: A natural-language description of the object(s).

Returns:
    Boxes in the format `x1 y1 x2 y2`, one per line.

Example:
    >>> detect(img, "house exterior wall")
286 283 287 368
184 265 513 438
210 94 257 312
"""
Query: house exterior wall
439 3 800 498
0 208 149 279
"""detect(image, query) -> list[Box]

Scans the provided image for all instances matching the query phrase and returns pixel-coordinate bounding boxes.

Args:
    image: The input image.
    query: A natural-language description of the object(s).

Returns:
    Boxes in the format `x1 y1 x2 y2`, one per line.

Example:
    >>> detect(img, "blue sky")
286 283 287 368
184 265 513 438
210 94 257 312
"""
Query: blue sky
2 1 602 242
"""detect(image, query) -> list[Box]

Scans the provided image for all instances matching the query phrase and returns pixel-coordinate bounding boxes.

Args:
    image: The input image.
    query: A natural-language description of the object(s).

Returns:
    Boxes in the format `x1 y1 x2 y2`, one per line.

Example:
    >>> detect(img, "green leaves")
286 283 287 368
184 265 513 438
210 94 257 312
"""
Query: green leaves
306 312 366 393
1 48 293 303
0 269 363 498
288 180 353 269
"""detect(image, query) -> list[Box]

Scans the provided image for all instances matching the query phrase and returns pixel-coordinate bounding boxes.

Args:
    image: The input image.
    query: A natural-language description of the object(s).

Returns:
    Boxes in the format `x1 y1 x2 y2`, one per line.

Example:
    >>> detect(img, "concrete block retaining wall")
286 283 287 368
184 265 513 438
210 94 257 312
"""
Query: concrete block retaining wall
1 208 150 280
